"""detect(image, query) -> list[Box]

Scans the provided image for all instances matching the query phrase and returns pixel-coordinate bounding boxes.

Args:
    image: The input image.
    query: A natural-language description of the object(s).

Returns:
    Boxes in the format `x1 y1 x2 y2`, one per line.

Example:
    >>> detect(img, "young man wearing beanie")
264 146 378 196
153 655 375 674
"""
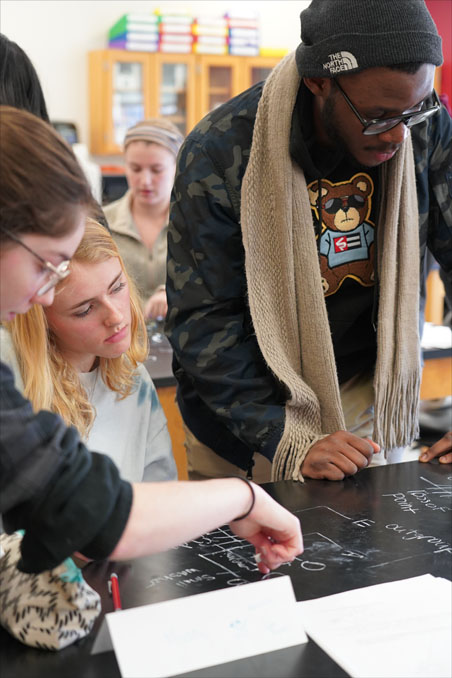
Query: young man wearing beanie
166 0 452 483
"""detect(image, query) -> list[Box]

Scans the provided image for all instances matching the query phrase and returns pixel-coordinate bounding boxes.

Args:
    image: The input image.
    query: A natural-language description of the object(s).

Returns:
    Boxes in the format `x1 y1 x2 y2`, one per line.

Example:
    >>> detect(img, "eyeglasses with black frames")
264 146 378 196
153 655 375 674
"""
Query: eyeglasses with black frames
334 80 441 136
1 225 70 296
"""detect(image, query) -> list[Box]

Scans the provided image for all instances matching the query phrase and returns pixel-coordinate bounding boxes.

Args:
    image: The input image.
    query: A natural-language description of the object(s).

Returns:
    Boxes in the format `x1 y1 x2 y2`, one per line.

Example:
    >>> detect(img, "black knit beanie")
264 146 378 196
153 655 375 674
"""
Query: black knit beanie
295 0 443 78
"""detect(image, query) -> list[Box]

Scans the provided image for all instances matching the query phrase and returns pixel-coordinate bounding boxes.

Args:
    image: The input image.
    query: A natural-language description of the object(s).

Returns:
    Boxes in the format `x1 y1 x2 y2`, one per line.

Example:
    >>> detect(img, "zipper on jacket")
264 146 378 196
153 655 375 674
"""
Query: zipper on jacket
316 178 323 242
371 169 382 332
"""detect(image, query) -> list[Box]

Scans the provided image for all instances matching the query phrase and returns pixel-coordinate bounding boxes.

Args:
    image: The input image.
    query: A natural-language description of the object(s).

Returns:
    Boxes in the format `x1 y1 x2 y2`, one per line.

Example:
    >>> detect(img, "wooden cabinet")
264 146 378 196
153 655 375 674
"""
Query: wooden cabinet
242 56 285 89
196 54 242 121
88 49 282 155
89 50 196 155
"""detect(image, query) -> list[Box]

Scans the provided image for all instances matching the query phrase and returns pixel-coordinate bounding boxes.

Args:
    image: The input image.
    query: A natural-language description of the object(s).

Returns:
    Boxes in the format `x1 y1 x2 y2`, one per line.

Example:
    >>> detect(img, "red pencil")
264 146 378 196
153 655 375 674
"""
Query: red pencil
109 572 122 611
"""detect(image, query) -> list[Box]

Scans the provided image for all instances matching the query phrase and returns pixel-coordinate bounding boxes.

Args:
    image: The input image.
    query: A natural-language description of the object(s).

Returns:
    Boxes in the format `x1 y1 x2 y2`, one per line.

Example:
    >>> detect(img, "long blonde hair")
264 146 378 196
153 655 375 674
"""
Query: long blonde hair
7 219 148 438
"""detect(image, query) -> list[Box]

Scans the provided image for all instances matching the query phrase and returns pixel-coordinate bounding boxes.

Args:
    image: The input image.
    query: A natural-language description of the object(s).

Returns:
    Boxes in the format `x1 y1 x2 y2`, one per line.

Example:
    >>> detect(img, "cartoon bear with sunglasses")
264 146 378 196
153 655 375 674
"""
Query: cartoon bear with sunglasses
308 173 375 296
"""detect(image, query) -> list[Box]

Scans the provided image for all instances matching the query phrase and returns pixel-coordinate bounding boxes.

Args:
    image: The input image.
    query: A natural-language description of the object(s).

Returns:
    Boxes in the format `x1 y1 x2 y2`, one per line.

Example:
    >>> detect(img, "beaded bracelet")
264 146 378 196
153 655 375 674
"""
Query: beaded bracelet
231 476 256 521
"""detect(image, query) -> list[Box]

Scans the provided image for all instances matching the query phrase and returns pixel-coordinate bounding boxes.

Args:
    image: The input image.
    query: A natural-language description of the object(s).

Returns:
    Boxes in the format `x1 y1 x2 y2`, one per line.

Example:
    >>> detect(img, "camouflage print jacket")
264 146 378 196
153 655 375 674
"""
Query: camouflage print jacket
166 81 452 473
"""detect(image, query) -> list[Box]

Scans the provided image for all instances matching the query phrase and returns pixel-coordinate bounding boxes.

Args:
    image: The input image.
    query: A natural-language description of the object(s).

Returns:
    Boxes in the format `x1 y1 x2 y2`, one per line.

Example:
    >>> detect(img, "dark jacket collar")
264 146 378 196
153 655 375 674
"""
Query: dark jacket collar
289 81 344 178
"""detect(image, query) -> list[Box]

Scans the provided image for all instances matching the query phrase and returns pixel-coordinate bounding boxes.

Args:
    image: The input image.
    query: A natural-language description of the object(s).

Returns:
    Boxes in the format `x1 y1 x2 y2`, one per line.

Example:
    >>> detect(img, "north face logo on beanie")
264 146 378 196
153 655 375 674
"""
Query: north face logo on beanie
322 52 359 74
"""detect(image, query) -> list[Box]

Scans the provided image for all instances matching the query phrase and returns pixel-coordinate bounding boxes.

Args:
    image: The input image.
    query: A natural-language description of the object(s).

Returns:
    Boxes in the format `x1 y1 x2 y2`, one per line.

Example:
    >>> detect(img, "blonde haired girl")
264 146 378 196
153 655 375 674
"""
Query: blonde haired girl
2 219 176 483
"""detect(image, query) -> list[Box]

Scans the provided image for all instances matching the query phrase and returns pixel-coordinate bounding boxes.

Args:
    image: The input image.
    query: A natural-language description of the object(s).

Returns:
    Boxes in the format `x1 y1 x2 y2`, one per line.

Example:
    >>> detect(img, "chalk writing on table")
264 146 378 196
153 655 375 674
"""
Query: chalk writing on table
383 476 452 514
383 525 452 555
141 474 451 596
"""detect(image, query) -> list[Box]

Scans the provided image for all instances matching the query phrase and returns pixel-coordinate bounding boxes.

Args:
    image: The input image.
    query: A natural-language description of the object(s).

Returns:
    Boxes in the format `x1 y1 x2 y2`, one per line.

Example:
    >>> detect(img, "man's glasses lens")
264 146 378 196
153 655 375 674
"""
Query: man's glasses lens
363 96 440 136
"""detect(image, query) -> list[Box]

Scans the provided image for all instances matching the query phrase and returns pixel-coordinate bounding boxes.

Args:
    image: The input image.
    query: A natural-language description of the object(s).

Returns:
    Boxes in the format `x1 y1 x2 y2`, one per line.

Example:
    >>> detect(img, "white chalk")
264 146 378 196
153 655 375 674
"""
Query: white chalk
255 552 262 563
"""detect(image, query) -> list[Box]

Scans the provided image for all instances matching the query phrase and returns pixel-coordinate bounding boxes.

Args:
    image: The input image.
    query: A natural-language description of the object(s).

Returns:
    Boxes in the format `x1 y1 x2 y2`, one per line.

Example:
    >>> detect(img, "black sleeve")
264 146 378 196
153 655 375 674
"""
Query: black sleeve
166 136 286 464
0 361 132 573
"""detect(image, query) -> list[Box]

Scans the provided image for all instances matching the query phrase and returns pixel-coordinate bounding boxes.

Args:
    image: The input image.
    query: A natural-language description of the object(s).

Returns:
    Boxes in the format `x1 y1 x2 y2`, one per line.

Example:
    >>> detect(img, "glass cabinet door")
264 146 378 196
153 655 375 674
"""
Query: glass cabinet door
197 56 242 121
154 54 195 136
112 61 145 146
240 57 283 92
206 66 233 110
159 62 189 134
250 66 273 86
89 50 152 155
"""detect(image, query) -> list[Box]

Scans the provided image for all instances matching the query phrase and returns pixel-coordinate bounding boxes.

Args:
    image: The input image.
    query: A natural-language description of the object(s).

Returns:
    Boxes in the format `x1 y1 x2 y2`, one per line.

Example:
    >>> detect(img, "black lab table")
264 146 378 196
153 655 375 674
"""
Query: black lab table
1 460 451 678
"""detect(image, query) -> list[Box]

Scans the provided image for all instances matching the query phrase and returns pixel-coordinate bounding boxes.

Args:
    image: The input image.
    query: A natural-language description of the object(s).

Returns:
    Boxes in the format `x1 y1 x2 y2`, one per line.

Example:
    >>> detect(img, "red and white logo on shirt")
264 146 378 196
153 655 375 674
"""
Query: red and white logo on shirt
333 234 362 253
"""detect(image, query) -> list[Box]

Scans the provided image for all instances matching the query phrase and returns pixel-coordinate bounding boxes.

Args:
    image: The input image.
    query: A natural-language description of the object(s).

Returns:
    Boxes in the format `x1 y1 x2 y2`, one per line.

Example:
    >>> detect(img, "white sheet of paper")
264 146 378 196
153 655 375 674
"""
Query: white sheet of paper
301 574 452 678
101 575 307 678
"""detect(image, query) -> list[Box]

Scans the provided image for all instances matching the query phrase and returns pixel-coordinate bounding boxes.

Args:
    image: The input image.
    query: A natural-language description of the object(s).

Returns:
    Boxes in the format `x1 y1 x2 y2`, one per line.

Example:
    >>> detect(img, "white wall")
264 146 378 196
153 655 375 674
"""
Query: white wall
1 0 309 147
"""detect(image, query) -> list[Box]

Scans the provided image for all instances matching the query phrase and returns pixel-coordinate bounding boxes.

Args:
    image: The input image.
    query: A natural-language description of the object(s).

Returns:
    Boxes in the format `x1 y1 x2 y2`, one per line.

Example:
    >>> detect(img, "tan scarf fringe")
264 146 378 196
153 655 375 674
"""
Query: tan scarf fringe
241 52 420 481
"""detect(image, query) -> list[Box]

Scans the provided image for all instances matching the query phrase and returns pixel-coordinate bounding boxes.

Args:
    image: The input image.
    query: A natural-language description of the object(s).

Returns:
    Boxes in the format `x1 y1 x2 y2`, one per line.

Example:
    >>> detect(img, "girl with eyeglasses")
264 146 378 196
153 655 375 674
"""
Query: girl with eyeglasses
1 219 177 484
0 107 303 575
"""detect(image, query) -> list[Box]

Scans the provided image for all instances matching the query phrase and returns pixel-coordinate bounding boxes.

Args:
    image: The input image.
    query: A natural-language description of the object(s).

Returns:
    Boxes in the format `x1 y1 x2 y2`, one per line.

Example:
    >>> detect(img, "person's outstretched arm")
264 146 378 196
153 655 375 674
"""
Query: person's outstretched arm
110 479 303 575
1 363 302 574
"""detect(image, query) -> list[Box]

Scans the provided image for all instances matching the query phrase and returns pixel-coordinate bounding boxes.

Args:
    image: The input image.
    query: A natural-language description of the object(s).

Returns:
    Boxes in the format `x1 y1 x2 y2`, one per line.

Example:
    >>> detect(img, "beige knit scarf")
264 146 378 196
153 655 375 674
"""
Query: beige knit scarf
241 52 421 481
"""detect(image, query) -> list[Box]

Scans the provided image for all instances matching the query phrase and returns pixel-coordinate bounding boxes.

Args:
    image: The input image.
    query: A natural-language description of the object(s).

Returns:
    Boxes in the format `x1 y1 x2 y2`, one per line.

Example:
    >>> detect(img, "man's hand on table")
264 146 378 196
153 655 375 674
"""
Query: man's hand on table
301 430 380 480
419 431 452 464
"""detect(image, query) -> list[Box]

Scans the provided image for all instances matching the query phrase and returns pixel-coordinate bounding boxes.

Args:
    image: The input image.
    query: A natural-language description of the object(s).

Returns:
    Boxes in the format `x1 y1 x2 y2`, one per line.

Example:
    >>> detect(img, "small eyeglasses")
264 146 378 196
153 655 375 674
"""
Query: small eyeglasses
334 80 441 136
1 226 70 296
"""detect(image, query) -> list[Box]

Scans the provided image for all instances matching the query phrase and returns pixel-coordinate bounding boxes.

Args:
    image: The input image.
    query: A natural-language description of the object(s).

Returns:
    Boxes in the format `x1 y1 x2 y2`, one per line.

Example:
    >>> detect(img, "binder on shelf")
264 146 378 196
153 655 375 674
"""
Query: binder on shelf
194 35 229 47
159 34 193 45
192 42 228 55
229 45 260 56
159 22 193 35
229 36 259 47
159 42 193 54
192 24 229 37
229 27 260 40
109 14 159 41
110 31 159 43
108 39 159 52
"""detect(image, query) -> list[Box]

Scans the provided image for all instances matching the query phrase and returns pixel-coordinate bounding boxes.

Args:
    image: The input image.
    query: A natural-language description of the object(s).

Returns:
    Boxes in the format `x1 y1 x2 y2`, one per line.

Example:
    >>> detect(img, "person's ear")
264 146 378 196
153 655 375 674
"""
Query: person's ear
303 77 333 100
